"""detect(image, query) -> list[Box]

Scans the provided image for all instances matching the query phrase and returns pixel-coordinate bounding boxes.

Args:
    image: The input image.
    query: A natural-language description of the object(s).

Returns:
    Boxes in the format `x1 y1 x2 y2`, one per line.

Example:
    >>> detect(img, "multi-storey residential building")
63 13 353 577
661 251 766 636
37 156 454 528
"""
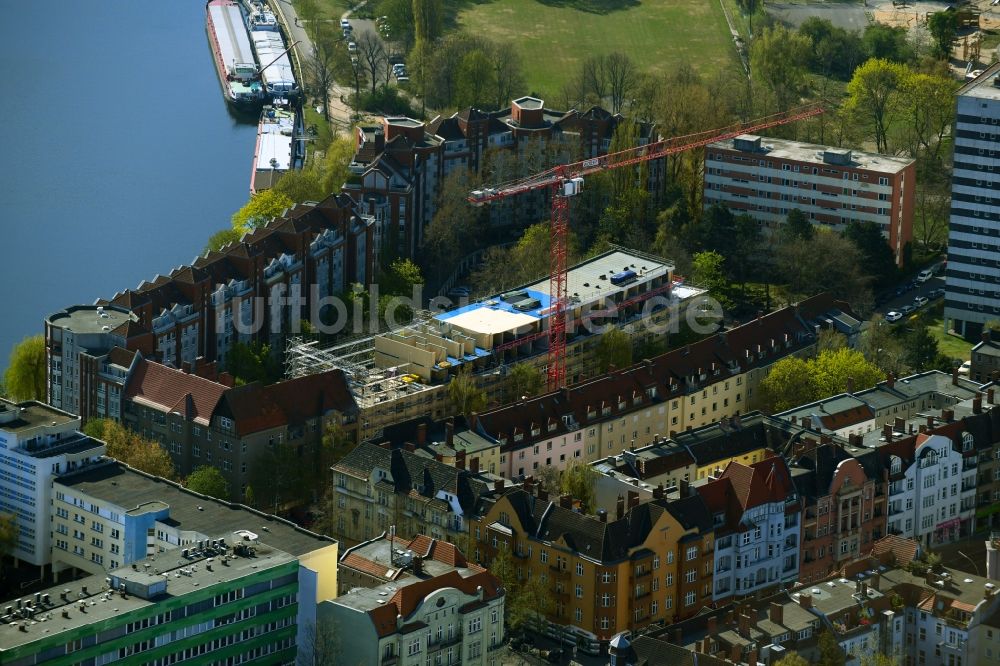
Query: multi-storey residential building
0 399 105 568
331 441 506 547
337 531 474 595
121 358 357 501
458 295 858 480
972 329 1000 383
698 455 801 601
344 100 663 259
882 429 978 548
48 194 375 392
470 485 715 654
792 442 886 584
0 533 308 666
945 63 1000 339
50 459 337 578
704 134 915 265
320 554 504 666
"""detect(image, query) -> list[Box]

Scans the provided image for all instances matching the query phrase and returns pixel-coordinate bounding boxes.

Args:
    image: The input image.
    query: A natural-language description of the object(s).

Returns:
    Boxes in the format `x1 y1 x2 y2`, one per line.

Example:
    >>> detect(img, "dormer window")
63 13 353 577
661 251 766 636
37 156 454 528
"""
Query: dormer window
531 426 540 436
602 405 611 416
588 407 597 419
514 432 524 442
547 421 557 432
618 400 626 410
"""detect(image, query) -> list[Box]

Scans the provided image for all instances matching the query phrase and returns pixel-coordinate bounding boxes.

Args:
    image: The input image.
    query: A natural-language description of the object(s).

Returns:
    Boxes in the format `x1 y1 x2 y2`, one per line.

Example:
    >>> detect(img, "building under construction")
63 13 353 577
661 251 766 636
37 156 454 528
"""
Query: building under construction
287 247 706 439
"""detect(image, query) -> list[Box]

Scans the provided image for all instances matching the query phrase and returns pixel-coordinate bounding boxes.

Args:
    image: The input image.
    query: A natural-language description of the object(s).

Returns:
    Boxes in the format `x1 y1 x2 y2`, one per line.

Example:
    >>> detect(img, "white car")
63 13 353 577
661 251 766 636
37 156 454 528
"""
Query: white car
347 41 357 52
959 360 971 376
885 311 903 323
340 19 351 29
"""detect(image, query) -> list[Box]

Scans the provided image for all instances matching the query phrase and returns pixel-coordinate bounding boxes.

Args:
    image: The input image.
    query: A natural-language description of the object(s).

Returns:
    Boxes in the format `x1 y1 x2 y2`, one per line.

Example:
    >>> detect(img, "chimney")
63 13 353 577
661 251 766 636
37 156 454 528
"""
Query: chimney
707 615 717 634
726 609 734 624
799 592 813 609
559 494 572 509
820 433 832 445
494 478 505 493
927 415 934 429
846 376 855 393
597 509 607 522
738 612 751 638
653 483 664 500
989 388 995 405
470 457 480 474
524 477 533 494
455 450 466 470
730 644 742 664
894 417 905 431
616 494 625 519
538 485 549 502
984 330 992 343
417 422 427 445
470 411 479 430
953 366 960 386
627 490 640 510
886 372 895 389
445 419 454 447
943 408 954 422
404 440 415 452
919 425 927 434
679 479 690 497
700 636 711 654
673 627 683 645
769 602 783 625
747 648 758 666
974 393 983 414
883 423 893 442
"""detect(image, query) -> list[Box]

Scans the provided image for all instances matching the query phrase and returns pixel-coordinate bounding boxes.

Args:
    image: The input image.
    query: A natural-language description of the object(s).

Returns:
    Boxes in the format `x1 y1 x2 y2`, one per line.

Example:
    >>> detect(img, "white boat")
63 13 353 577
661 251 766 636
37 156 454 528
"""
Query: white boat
247 2 299 98
250 100 304 193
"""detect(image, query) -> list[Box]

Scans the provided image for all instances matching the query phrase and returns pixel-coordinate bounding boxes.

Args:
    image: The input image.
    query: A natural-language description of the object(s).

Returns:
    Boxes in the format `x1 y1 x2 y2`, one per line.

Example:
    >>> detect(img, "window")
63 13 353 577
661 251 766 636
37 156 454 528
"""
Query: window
685 591 696 606
576 562 584 576
468 616 482 634
685 570 697 583
686 546 698 561
407 638 421 656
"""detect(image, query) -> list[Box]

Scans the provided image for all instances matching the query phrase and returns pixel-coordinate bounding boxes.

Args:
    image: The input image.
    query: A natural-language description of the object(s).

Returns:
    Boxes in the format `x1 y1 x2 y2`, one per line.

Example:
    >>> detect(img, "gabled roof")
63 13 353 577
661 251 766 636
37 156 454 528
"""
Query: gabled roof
123 359 227 425
869 534 920 565
367 569 502 637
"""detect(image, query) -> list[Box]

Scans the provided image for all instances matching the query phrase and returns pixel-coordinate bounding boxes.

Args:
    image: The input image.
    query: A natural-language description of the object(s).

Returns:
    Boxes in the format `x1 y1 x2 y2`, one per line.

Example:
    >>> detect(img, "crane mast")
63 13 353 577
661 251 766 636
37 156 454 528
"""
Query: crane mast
469 104 823 391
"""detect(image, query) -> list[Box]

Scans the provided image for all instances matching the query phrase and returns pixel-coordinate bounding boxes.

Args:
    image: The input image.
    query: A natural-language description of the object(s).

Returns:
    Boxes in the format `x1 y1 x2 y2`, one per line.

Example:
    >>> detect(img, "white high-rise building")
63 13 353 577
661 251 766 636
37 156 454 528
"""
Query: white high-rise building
945 64 1000 337
0 398 104 567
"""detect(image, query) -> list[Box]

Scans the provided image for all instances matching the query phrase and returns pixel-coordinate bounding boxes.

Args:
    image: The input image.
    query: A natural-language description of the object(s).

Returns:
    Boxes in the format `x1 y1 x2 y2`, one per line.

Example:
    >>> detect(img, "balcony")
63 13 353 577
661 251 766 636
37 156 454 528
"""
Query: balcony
549 564 570 578
381 656 398 666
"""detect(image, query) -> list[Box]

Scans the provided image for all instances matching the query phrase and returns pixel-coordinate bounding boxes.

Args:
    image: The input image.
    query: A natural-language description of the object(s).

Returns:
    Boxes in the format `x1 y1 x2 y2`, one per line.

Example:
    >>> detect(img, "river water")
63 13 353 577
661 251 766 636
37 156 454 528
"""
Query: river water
0 0 257 372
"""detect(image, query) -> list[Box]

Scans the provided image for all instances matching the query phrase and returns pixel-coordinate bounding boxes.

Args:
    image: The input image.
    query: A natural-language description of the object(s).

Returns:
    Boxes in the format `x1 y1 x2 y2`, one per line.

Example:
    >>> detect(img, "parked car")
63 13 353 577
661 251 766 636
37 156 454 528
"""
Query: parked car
340 18 351 29
900 305 916 316
929 288 945 299
396 75 409 83
448 286 471 298
914 295 928 306
546 649 564 663
885 311 903 323
959 360 971 377
347 41 357 52
917 267 935 283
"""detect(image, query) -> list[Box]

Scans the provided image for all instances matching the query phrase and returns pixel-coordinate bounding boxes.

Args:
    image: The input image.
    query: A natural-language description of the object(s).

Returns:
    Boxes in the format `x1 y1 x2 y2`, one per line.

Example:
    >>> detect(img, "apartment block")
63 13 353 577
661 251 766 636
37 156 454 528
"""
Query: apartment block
337 531 474 595
971 329 1000 383
320 553 504 666
47 194 375 393
331 441 507 547
697 455 801 601
344 100 664 260
469 484 715 654
704 134 915 266
0 533 306 666
50 459 337 578
0 399 105 568
945 63 1000 339
120 358 357 501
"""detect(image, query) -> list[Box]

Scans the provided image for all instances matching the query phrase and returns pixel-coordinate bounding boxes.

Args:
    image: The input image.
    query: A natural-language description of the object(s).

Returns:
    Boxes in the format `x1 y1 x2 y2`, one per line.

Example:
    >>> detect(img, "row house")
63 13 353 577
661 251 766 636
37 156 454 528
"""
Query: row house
468 294 860 480
121 358 357 502
470 484 715 654
790 442 886 584
330 441 506 547
47 194 374 403
343 98 664 261
698 455 802 602
704 134 915 266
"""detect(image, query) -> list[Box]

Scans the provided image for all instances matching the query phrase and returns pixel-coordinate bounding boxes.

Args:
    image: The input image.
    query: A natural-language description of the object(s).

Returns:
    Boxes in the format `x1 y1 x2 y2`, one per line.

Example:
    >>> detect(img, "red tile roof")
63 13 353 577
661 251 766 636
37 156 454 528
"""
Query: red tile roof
870 534 919 565
368 569 502 637
123 360 227 425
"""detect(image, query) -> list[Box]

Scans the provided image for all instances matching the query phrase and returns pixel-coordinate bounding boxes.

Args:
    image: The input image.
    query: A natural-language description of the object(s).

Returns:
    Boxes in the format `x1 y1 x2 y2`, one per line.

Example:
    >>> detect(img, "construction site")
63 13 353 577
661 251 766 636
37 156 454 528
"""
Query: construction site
286 247 706 440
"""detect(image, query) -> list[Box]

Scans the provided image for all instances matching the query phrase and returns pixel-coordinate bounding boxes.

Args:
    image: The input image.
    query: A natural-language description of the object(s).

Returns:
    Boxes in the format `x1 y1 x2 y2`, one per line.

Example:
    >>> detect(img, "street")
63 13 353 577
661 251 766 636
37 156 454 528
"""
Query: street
874 275 946 321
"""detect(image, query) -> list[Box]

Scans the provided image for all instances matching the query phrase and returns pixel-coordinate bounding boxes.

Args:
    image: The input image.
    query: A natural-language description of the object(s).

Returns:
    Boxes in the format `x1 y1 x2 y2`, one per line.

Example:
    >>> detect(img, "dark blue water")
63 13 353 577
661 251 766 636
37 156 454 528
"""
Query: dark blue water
0 0 256 372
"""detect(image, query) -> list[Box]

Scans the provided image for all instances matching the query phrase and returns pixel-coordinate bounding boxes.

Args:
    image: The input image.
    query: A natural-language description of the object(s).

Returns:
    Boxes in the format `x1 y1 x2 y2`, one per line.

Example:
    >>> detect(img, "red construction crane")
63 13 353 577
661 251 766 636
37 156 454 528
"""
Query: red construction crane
468 104 823 392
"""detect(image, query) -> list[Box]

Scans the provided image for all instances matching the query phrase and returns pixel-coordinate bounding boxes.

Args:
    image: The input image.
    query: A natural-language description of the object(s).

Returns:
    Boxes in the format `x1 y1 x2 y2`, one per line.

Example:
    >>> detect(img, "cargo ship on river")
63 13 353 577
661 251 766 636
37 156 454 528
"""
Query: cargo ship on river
250 99 305 194
247 2 300 99
205 0 265 109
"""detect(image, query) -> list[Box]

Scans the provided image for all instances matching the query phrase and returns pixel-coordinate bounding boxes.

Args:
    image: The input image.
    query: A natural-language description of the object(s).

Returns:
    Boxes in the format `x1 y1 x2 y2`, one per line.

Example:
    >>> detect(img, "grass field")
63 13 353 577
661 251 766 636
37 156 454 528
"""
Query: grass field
455 0 739 100
928 317 974 361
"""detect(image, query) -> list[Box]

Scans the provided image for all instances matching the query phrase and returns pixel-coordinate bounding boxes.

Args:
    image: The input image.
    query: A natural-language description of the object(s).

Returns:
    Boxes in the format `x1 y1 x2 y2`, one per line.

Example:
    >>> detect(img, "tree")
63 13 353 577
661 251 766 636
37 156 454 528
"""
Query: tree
846 59 908 154
248 442 314 512
225 342 282 386
185 466 231 500
596 328 633 373
298 618 341 666
488 42 524 110
357 30 386 95
860 315 909 375
927 11 959 59
91 419 177 480
860 655 898 666
381 258 424 297
205 228 241 254
0 512 16 561
509 571 555 635
906 325 950 370
322 134 357 197
776 231 872 313
776 654 811 666
902 72 957 165
306 22 339 122
783 208 814 242
4 335 45 402
818 629 846 666
844 221 896 287
448 367 487 420
604 52 638 114
759 356 817 412
862 24 913 63
812 348 885 399
818 328 846 353
751 25 811 111
692 251 732 310
232 189 294 233
505 363 543 402
561 462 598 513
456 49 494 109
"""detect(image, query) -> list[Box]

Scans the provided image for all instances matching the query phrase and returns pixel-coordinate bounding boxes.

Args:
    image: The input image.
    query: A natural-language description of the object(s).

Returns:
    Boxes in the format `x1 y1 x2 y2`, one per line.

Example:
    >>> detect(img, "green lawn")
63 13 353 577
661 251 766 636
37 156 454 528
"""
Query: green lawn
928 317 973 361
455 0 738 100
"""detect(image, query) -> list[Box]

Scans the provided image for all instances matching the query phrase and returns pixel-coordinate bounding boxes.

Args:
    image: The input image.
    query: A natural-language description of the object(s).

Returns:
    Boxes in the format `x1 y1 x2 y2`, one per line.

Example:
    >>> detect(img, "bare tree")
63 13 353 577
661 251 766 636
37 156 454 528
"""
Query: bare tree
604 52 637 114
356 30 386 95
297 618 340 666
489 42 525 110
582 55 608 102
307 24 339 122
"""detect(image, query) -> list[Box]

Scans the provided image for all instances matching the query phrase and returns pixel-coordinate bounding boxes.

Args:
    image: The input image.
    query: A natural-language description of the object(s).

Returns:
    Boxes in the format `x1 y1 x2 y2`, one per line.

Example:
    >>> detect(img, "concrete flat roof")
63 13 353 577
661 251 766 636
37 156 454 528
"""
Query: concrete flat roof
46 305 135 335
0 400 77 434
959 62 1000 101
709 135 913 174
440 305 540 336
